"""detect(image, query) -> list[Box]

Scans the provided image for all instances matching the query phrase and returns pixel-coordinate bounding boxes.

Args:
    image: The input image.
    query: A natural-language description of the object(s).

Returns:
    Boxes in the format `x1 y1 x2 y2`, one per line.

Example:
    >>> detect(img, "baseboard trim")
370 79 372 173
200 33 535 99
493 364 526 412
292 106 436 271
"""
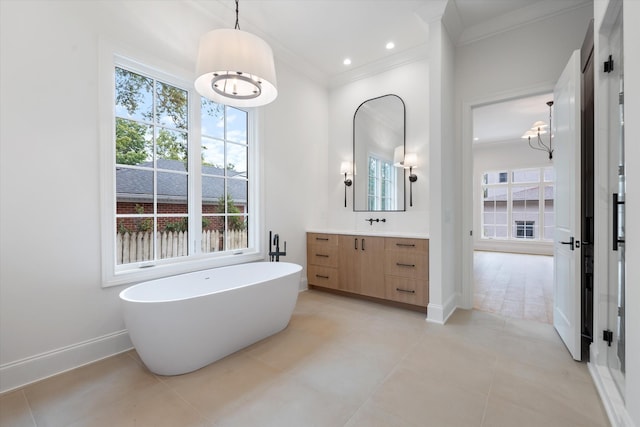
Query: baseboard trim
427 292 458 324
0 330 133 394
299 276 308 291
588 362 634 427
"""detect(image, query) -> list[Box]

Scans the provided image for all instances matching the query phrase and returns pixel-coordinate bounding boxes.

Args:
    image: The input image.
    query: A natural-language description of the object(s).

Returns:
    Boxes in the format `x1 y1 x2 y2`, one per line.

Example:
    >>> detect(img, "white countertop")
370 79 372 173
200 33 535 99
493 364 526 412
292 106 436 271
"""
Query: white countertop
307 230 429 239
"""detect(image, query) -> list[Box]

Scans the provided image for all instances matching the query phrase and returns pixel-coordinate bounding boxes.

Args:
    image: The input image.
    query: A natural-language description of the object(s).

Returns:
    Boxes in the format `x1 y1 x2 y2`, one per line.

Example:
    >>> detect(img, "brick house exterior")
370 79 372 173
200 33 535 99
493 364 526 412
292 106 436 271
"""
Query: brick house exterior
116 159 247 233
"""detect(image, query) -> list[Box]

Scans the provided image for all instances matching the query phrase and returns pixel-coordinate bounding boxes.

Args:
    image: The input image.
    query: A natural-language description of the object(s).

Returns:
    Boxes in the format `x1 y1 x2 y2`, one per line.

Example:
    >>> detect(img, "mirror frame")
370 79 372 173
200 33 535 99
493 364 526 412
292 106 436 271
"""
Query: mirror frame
352 94 406 212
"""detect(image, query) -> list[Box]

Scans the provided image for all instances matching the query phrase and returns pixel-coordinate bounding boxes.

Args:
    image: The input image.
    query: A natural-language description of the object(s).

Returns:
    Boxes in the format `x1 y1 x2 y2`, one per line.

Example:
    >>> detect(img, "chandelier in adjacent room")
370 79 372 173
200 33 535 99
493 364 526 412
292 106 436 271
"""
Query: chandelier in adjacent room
521 100 554 160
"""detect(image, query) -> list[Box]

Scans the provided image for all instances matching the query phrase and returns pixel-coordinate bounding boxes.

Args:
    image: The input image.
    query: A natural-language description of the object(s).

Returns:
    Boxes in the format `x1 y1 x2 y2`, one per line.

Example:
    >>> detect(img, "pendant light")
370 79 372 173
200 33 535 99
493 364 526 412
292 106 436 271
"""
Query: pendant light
195 0 277 108
521 101 554 160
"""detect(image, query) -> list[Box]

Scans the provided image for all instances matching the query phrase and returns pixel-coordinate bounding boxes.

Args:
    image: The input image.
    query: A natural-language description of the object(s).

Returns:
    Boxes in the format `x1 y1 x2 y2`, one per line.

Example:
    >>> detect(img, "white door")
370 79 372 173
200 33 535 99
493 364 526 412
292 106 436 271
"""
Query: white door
553 49 582 361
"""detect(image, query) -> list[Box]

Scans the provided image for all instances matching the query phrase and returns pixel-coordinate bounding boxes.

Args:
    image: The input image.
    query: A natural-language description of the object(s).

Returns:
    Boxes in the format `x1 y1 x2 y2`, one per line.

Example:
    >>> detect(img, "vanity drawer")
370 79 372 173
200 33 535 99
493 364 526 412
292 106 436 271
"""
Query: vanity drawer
384 276 428 306
308 265 339 289
384 237 428 253
307 245 338 268
384 252 428 279
307 233 338 246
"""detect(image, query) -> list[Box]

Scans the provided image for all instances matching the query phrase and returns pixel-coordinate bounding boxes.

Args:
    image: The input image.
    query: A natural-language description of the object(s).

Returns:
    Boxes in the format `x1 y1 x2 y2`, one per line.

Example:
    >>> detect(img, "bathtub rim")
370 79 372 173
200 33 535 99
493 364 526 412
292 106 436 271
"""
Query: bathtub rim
119 261 302 304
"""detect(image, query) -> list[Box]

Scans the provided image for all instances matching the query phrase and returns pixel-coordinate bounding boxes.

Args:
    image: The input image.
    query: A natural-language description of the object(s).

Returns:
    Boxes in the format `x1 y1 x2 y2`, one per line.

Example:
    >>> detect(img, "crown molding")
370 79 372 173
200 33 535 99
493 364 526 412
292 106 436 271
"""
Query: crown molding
329 43 429 89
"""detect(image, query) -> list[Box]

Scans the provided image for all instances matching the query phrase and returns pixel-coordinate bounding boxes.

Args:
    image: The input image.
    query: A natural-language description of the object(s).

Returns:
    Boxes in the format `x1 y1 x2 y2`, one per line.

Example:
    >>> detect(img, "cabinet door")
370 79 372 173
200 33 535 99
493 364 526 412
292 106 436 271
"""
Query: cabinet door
338 235 361 293
359 236 385 298
338 235 384 297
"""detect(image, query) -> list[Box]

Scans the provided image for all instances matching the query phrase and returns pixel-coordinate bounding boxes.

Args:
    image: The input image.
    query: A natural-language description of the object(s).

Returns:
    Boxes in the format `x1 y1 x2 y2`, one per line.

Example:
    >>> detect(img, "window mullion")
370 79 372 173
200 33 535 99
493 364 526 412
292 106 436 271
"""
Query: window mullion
190 91 202 255
152 79 158 262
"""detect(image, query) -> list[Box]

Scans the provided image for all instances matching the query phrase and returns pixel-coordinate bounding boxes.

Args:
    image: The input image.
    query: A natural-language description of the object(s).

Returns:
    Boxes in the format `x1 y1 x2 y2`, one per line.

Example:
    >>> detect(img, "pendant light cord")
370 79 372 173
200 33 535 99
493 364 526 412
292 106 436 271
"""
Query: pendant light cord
234 0 241 30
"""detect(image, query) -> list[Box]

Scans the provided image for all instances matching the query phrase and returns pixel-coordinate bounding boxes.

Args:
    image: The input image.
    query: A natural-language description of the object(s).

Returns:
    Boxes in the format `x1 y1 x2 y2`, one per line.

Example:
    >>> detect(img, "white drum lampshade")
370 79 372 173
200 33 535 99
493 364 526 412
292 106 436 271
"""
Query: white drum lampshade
195 28 278 108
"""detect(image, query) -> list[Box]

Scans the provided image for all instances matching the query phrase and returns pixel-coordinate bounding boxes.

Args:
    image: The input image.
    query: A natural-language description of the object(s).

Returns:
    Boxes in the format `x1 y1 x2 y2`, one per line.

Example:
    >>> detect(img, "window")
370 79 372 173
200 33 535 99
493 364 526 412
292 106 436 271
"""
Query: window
368 155 395 210
200 99 249 252
115 67 190 264
515 221 535 239
481 167 554 241
101 54 260 286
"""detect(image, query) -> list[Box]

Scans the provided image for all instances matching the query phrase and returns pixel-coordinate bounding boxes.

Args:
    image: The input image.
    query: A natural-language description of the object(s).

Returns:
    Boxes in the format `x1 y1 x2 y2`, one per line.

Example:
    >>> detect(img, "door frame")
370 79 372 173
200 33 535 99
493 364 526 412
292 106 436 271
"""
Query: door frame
460 83 557 310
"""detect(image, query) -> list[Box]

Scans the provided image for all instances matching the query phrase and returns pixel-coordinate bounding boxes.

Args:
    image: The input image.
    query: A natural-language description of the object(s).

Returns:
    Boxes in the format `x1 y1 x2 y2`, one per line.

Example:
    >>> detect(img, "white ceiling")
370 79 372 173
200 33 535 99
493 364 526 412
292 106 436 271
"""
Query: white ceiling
473 93 554 144
193 0 590 86
191 0 589 141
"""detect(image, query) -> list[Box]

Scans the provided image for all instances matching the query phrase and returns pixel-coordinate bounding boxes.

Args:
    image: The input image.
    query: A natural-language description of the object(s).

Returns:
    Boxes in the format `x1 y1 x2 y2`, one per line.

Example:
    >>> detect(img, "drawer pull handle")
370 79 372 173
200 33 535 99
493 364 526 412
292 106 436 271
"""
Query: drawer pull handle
396 243 416 247
316 237 329 241
396 288 416 294
396 262 416 268
315 254 329 258
315 274 330 279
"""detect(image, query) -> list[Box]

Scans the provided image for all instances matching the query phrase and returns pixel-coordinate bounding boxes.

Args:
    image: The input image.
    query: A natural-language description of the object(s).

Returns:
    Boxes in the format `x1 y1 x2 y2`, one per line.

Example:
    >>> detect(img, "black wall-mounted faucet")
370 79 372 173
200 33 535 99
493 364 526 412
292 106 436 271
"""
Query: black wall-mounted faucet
365 218 386 225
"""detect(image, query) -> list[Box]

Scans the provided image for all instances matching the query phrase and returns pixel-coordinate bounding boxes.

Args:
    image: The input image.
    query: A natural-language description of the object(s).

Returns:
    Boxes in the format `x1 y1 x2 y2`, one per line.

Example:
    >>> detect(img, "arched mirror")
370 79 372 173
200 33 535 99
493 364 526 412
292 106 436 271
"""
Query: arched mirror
353 94 406 211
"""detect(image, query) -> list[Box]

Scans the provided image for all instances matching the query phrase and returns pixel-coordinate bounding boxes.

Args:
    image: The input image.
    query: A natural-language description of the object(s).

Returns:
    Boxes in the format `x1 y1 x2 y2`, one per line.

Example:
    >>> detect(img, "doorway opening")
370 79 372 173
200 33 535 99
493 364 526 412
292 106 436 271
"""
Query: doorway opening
471 93 555 324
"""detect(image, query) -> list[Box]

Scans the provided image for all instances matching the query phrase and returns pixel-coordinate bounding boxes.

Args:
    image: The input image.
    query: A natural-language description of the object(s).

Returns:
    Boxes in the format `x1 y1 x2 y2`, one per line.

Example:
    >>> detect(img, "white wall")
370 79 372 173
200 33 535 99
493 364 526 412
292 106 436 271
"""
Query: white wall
263 64 329 285
0 0 327 392
327 59 430 235
427 18 458 324
473 140 554 255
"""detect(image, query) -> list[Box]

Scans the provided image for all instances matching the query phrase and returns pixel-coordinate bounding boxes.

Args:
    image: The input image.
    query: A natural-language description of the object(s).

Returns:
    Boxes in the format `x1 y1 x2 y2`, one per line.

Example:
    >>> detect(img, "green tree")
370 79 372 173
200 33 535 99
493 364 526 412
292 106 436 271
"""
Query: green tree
156 128 187 161
217 194 246 231
116 118 149 165
156 82 188 130
115 67 153 122
115 67 189 164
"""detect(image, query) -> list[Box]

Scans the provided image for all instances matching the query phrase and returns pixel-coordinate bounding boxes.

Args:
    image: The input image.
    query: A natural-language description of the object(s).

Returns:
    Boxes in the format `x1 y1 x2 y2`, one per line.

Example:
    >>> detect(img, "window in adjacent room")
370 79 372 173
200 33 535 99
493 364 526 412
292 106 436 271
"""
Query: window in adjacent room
480 167 554 241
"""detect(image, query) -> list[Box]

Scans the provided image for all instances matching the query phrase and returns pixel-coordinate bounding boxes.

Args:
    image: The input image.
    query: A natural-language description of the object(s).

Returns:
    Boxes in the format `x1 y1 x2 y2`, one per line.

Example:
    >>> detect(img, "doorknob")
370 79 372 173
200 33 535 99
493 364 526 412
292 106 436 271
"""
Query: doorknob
560 236 575 251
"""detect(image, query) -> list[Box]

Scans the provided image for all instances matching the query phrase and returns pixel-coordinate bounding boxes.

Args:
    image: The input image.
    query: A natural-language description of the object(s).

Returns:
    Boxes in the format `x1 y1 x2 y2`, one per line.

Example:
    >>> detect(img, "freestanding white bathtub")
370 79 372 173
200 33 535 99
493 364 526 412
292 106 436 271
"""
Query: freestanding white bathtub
119 262 302 375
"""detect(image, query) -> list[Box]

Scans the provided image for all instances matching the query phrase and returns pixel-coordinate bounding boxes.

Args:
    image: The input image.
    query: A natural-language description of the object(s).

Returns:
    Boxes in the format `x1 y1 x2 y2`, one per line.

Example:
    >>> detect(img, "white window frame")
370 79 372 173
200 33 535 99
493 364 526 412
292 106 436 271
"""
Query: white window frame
99 42 264 287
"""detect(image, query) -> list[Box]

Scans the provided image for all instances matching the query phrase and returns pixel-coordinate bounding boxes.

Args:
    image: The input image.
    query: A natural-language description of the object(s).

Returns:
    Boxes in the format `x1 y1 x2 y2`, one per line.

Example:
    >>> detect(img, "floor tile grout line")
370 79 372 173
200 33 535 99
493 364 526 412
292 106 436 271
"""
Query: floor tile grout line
125 350 214 424
341 328 429 427
21 388 38 427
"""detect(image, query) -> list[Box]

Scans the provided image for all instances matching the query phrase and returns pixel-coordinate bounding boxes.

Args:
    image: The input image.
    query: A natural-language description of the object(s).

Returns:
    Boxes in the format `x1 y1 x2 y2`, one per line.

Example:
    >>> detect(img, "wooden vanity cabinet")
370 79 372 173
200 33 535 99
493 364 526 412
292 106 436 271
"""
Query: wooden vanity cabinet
307 232 429 310
338 235 385 298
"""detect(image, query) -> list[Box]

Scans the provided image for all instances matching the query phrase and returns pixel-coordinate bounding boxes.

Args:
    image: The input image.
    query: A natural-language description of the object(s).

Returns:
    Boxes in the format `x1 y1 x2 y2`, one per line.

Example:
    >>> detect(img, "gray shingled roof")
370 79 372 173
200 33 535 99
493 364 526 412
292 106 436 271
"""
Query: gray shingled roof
116 159 247 204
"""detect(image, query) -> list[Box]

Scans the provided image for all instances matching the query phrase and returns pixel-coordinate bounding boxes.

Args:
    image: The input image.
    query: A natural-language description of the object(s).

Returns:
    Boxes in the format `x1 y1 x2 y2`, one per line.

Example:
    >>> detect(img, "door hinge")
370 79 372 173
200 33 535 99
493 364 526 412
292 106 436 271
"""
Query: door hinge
604 55 614 73
603 329 613 346
470 230 473 236
619 91 624 105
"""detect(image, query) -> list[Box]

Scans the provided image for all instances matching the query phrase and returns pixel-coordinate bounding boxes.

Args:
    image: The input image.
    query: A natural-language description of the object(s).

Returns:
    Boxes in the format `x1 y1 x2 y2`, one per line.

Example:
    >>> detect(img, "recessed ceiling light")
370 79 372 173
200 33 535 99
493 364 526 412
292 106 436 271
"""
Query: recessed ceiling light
343 58 352 66
386 42 395 50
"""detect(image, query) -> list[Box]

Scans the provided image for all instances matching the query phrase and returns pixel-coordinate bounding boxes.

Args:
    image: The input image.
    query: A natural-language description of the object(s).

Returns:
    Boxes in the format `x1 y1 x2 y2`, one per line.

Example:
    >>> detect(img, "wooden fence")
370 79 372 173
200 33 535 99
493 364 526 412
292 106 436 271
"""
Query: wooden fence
116 230 248 265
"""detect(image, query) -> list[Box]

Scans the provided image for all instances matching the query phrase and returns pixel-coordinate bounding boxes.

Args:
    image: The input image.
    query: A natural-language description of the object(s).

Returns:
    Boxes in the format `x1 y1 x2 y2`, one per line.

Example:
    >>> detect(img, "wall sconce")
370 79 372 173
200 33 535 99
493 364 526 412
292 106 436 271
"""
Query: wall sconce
340 161 352 208
404 153 418 207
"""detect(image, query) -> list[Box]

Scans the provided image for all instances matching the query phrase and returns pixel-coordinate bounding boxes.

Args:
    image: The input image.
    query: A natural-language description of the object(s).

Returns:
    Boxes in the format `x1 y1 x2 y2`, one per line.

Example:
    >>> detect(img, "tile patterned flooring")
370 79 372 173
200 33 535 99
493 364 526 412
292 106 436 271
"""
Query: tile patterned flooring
473 251 554 324
1 290 608 426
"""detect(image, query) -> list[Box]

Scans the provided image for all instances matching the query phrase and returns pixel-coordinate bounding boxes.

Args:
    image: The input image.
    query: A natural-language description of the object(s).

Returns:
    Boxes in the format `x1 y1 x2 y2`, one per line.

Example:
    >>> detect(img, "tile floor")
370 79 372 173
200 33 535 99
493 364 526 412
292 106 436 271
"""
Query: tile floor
473 251 554 324
1 290 608 427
